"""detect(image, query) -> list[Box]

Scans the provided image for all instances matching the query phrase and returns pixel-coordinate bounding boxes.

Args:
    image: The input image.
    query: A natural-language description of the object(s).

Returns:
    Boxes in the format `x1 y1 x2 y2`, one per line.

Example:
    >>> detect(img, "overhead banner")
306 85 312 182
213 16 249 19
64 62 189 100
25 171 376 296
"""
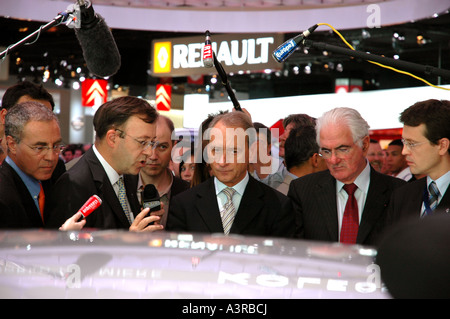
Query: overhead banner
152 33 284 77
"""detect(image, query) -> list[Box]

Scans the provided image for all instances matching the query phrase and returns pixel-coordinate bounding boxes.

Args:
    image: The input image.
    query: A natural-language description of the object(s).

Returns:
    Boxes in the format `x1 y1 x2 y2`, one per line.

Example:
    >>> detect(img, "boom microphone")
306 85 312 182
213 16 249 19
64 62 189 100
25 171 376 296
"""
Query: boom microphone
74 0 121 77
78 195 102 219
272 24 318 63
202 30 214 68
142 184 161 213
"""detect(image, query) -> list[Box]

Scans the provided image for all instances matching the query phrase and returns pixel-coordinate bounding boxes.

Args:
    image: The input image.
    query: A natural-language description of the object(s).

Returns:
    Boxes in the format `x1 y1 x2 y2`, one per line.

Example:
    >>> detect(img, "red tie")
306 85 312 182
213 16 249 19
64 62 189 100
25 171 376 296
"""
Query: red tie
340 183 359 244
38 183 45 223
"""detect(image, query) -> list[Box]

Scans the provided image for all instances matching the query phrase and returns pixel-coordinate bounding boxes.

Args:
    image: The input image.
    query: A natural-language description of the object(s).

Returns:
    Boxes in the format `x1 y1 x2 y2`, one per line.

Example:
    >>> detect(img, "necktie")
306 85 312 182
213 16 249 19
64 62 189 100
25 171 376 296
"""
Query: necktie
340 183 359 244
428 181 440 212
117 177 133 224
221 187 237 235
38 182 45 223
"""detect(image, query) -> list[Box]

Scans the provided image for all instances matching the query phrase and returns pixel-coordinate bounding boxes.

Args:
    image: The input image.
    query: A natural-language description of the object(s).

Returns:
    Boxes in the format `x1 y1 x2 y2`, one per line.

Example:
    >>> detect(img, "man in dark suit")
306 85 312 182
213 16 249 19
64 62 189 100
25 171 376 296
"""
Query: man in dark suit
0 101 63 228
288 107 405 246
0 80 66 181
387 99 450 225
166 111 295 237
46 96 164 232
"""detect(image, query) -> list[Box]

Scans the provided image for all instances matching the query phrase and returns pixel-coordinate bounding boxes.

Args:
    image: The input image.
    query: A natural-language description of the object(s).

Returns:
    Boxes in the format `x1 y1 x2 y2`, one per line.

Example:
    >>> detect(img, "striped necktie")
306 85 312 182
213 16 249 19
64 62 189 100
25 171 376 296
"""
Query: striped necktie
221 187 236 235
428 181 440 212
117 177 133 224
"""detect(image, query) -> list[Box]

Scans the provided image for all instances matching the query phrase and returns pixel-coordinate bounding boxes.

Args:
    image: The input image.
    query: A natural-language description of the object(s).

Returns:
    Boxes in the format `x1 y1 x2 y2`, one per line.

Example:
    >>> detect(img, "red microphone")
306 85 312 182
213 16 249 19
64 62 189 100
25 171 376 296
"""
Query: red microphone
202 30 214 68
78 195 102 219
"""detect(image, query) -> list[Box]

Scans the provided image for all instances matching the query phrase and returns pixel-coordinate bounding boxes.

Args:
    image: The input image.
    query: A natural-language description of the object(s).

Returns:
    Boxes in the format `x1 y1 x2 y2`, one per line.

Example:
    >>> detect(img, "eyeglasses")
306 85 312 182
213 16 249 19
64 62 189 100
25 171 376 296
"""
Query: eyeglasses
115 129 158 151
24 143 65 156
401 138 428 150
319 146 353 159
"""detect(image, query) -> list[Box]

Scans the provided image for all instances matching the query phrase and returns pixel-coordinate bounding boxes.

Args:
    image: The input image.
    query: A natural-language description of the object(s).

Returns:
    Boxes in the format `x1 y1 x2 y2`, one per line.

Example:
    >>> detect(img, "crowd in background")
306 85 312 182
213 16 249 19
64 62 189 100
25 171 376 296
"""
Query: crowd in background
0 80 449 248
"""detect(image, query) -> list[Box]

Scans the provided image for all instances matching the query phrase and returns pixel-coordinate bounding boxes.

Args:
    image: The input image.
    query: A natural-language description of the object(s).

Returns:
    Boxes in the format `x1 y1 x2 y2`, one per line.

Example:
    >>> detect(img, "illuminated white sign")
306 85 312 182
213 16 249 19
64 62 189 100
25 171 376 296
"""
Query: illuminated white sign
152 34 283 77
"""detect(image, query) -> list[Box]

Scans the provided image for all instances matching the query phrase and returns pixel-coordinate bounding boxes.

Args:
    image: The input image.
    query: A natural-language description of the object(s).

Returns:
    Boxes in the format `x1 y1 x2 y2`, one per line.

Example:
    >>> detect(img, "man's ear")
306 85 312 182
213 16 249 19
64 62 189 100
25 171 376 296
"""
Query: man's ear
438 138 450 156
5 136 17 155
105 129 118 148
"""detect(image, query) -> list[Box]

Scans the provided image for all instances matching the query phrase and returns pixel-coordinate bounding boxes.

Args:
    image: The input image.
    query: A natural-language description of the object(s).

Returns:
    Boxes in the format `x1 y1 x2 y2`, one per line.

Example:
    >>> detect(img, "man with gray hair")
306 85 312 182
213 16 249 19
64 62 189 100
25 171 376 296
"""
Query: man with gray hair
288 107 405 246
0 101 63 228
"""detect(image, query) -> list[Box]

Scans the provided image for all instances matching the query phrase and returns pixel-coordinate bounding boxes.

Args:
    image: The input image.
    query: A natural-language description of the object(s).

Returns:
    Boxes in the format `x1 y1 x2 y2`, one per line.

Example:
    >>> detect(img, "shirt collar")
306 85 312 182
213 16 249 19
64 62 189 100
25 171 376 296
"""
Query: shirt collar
92 144 121 186
427 170 450 196
336 160 371 193
214 172 250 196
5 156 41 196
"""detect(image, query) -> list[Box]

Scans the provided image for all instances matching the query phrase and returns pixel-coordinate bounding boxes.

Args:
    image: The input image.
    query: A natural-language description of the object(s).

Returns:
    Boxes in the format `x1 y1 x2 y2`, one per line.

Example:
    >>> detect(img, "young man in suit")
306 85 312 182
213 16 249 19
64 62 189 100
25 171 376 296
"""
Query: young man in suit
0 101 63 228
387 99 450 224
288 107 406 246
166 111 295 238
47 96 164 232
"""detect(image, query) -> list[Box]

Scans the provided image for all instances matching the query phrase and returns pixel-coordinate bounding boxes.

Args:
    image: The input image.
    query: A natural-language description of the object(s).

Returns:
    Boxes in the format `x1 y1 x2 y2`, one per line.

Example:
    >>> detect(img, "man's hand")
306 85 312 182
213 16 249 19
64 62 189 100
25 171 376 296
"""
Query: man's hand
129 206 164 232
59 212 86 231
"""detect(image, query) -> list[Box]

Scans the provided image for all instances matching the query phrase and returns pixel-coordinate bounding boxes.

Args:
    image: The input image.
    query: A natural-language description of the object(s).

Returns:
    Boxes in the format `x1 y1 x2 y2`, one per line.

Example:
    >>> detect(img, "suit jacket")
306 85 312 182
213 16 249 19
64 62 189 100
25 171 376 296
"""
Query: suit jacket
287 167 406 246
0 161 52 229
46 147 141 230
387 177 450 226
166 175 295 238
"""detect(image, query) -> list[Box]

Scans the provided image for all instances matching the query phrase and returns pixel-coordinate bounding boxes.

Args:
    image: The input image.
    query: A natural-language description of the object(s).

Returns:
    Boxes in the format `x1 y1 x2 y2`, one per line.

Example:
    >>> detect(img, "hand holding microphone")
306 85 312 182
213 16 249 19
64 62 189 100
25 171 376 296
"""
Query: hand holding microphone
59 195 102 231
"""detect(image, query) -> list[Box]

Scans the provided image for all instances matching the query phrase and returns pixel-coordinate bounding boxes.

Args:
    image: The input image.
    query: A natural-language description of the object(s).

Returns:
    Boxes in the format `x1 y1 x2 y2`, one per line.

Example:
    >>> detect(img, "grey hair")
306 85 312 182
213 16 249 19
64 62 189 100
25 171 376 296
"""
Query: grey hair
5 101 59 144
316 107 370 147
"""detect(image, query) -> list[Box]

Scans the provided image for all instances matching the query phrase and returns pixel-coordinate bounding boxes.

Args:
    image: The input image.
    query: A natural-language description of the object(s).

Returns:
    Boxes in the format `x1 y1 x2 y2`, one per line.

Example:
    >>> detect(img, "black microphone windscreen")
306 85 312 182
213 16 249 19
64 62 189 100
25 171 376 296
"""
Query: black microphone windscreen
143 184 159 200
74 14 121 77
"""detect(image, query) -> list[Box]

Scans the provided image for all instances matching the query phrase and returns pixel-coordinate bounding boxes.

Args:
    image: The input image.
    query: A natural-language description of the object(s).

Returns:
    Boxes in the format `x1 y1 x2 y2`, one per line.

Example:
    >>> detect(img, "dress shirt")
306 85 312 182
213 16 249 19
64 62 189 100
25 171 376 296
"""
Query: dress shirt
214 172 249 213
336 161 371 235
92 145 134 222
394 166 413 181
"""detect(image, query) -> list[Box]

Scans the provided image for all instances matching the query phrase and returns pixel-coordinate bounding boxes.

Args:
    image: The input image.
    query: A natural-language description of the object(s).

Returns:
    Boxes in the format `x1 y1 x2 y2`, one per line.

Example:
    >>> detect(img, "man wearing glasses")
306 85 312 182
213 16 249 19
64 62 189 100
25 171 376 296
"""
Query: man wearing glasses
387 99 450 224
288 107 405 246
0 101 62 228
47 96 164 232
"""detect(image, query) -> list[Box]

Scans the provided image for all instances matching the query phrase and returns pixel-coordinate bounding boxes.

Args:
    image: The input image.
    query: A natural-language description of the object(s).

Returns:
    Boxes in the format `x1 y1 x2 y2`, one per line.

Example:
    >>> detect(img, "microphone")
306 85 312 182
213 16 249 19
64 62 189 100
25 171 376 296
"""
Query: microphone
272 24 318 63
202 30 214 68
142 184 161 213
78 195 102 219
74 0 121 77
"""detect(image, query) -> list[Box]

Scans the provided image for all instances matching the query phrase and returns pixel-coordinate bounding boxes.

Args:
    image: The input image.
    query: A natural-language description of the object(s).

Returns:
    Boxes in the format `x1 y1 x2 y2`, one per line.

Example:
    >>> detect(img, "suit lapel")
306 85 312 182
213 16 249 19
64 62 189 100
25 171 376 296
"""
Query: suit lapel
231 176 264 234
357 168 389 243
195 178 224 233
315 172 339 241
85 149 131 228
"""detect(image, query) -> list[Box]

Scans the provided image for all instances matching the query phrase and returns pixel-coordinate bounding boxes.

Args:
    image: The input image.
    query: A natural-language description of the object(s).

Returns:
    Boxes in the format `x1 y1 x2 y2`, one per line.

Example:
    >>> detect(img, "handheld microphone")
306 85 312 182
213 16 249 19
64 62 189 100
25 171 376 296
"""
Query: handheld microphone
78 195 102 219
272 24 318 63
142 184 161 213
202 30 214 68
74 0 121 77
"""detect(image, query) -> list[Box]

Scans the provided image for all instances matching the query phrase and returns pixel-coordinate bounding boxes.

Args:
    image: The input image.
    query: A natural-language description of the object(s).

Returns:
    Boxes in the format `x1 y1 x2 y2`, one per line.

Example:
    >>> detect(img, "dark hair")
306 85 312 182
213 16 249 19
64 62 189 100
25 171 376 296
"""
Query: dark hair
389 139 404 147
400 99 450 153
284 125 319 170
283 113 316 130
1 81 55 111
253 122 272 144
93 96 158 140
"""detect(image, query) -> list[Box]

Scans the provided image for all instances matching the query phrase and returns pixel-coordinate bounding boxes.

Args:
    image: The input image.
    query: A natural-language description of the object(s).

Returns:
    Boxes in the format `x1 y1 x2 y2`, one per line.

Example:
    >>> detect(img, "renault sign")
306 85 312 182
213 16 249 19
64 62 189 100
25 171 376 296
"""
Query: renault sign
152 33 283 77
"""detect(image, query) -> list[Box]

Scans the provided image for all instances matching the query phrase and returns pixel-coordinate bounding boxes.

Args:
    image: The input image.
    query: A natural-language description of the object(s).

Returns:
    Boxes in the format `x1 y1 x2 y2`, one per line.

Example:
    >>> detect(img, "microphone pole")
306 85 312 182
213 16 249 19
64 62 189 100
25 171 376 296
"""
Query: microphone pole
213 52 242 112
301 39 450 80
0 11 72 60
